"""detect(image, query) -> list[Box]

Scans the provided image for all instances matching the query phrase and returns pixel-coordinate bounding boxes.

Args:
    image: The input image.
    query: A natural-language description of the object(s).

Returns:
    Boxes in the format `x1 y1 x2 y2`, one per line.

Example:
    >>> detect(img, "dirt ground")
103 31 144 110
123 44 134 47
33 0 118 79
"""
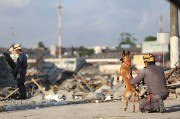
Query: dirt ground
0 98 179 119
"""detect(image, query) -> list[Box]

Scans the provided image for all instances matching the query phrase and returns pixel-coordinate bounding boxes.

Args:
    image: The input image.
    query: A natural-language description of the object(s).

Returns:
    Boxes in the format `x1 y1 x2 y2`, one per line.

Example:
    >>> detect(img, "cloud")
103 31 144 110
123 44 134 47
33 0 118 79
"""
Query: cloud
0 0 171 48
138 12 150 29
135 0 170 42
0 0 32 8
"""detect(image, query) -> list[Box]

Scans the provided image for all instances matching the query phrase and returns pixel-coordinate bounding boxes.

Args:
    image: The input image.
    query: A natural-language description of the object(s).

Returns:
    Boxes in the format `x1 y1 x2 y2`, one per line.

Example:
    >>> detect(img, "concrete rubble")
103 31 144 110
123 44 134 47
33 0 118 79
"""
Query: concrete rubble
165 63 180 99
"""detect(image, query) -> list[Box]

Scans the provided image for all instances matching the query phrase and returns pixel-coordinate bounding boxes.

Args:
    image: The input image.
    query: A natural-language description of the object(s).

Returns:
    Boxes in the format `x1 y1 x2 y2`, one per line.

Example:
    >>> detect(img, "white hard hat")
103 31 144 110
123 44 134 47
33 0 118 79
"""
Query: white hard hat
13 43 22 51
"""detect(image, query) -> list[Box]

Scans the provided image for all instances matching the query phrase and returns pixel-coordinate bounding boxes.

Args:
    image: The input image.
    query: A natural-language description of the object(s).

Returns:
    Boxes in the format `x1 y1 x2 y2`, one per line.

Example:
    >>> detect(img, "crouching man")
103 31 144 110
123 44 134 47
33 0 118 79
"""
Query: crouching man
126 54 169 113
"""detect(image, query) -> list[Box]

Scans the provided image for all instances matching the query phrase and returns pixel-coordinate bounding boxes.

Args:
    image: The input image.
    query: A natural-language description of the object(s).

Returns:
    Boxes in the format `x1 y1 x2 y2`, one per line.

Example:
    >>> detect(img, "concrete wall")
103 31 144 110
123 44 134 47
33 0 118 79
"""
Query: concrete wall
28 58 84 71
86 59 120 63
133 54 145 70
44 58 79 71
99 64 121 74
142 41 169 53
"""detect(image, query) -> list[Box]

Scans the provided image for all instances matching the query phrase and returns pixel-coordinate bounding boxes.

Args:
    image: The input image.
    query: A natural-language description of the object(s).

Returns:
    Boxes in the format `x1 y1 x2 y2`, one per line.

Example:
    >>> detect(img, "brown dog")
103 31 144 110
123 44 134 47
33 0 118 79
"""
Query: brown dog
120 50 138 112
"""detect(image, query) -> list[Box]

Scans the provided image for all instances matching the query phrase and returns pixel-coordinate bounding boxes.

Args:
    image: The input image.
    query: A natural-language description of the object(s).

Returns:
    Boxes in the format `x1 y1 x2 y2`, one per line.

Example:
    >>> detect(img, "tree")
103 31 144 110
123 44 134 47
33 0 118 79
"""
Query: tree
38 41 45 48
118 32 137 48
144 36 156 41
78 47 94 57
70 46 75 55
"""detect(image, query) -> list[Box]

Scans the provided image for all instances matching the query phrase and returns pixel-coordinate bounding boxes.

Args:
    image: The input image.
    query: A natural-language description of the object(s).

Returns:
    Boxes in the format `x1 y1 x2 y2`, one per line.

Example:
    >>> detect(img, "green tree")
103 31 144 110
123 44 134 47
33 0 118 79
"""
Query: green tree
78 47 94 57
144 36 156 41
86 49 94 56
38 41 45 48
70 46 75 55
118 32 137 48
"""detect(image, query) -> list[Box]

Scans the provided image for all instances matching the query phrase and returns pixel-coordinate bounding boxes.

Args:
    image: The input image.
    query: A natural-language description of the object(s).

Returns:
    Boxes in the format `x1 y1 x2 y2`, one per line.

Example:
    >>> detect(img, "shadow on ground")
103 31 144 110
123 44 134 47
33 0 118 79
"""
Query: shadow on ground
166 104 180 113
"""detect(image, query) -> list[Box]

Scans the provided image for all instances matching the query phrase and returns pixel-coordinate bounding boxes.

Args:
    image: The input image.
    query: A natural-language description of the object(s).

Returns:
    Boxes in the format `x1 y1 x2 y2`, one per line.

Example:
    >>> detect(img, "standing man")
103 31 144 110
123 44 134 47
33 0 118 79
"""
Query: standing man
13 43 28 99
126 54 169 113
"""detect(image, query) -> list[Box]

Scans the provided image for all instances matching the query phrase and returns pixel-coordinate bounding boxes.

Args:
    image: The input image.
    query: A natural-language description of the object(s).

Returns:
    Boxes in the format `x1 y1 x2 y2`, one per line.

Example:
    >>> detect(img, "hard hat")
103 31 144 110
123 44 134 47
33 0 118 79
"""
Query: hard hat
13 43 22 51
143 53 155 62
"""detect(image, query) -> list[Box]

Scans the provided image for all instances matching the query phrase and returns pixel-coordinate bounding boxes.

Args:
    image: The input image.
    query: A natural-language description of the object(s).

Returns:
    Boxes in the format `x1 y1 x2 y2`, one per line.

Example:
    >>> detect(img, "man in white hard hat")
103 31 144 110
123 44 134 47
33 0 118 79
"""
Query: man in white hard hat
13 43 28 99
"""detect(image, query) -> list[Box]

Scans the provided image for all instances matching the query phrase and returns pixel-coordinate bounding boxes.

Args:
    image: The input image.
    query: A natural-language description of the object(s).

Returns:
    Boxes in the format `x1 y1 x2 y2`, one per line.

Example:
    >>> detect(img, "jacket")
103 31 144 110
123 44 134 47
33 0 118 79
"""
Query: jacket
15 52 28 74
131 65 169 97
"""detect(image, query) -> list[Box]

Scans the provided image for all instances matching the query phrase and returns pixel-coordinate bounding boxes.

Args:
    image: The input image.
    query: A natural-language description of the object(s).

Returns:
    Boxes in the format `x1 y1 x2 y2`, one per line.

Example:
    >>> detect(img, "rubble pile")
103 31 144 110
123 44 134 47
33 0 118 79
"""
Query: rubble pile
0 57 16 88
56 69 124 101
0 60 179 112
165 63 180 99
0 62 126 111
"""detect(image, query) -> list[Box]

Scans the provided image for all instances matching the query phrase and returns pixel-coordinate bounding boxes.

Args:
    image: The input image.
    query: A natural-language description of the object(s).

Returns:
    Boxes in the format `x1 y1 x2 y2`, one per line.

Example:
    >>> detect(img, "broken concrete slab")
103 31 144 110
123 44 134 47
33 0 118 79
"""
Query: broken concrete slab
86 92 105 101
113 91 123 100
55 90 74 101
112 83 124 92
44 94 64 102
175 88 180 98
62 79 77 91
168 92 177 99
104 95 113 102
31 95 44 103
95 85 111 94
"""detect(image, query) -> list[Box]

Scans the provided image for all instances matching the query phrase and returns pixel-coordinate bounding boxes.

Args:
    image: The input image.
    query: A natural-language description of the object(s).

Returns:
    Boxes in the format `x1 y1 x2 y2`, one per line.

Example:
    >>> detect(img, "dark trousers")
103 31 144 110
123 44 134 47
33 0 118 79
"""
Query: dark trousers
139 93 168 112
17 72 27 99
139 97 159 111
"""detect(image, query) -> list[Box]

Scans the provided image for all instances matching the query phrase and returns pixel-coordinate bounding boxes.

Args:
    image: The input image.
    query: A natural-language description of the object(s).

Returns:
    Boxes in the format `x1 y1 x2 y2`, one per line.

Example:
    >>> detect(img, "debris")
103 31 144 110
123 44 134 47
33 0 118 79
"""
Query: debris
1 54 179 113
165 61 180 84
104 95 113 101
86 92 105 101
164 62 180 99
62 79 77 91
45 94 64 102
95 85 111 94
176 88 180 98
1 78 46 100
31 78 46 95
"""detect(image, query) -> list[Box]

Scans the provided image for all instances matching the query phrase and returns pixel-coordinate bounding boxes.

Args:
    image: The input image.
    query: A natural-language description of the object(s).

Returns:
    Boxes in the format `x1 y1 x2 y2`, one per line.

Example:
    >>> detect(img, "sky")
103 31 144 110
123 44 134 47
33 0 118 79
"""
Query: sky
0 0 171 48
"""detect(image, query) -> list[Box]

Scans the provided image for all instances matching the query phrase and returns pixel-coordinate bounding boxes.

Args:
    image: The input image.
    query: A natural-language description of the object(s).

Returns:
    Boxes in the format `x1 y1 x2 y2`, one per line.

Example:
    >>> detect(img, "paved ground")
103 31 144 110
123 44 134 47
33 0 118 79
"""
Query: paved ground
0 98 180 119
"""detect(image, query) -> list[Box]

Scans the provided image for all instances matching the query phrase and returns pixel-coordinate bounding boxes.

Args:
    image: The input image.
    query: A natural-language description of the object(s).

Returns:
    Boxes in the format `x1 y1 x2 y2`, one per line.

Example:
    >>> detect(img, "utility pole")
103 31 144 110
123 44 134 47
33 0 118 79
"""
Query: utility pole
57 0 63 58
170 2 179 68
159 15 163 32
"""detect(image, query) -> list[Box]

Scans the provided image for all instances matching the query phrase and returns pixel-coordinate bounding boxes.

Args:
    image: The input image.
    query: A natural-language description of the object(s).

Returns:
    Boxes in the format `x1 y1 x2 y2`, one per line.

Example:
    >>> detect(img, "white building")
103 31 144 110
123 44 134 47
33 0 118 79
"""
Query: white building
44 58 84 71
28 58 84 72
49 46 56 56
94 46 102 54
142 41 169 53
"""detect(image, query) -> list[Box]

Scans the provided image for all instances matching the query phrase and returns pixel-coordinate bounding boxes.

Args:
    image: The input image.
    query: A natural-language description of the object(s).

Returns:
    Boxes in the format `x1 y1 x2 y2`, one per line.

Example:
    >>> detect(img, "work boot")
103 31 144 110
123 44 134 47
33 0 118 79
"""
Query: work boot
140 108 145 113
157 98 166 113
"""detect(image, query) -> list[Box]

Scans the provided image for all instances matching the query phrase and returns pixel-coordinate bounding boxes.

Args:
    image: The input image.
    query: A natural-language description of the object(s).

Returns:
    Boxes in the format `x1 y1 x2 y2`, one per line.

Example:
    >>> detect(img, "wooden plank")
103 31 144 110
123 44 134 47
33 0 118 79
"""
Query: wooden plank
167 82 180 89
4 81 31 99
73 74 87 92
78 75 94 92
4 78 44 99
31 78 46 95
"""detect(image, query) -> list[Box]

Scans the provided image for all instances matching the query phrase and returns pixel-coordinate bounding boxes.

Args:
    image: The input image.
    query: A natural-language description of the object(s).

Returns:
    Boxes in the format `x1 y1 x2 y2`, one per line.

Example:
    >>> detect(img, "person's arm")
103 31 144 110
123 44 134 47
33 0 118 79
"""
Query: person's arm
131 69 145 85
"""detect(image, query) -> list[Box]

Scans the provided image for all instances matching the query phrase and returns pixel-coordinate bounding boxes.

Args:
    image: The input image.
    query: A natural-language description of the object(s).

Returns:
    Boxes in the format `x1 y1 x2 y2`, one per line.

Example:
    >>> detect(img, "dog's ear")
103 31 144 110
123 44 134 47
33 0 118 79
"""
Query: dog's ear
120 58 123 62
122 50 125 56
127 51 130 55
